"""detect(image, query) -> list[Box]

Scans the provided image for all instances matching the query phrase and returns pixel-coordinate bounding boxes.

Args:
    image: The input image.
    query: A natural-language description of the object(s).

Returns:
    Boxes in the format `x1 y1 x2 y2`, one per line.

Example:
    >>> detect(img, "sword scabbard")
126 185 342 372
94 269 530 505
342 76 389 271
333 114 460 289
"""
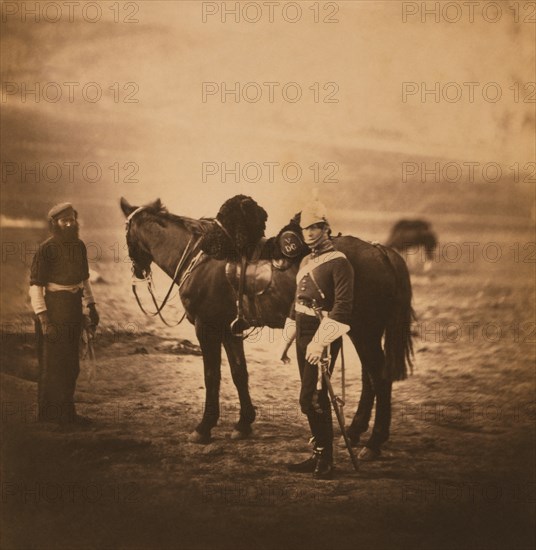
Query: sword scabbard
312 303 358 472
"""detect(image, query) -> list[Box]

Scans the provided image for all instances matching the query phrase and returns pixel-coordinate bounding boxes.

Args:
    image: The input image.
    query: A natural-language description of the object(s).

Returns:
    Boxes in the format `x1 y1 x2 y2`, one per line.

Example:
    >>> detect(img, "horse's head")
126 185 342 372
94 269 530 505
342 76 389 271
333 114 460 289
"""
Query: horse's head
272 213 308 263
120 196 164 279
121 196 213 279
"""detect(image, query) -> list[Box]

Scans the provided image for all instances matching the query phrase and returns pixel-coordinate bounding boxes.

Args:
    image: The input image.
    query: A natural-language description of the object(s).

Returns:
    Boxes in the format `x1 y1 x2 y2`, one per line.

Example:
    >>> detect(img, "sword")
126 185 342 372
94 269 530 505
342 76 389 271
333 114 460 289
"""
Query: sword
311 302 359 472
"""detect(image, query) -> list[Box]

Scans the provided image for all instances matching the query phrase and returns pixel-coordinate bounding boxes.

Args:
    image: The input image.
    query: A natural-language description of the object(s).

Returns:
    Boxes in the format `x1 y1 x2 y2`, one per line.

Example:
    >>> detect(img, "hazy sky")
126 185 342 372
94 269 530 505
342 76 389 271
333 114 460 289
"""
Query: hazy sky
2 1 535 228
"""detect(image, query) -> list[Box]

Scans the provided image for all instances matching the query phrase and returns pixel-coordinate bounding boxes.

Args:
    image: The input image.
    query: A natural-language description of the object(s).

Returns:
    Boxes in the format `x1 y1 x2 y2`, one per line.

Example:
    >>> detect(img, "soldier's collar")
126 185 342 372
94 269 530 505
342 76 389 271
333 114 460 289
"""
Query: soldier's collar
310 239 334 258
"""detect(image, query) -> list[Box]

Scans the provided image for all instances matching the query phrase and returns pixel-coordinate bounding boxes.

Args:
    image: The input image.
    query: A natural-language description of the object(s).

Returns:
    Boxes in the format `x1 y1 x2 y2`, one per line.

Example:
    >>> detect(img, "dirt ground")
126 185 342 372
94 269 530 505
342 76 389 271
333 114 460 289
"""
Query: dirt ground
1 223 535 550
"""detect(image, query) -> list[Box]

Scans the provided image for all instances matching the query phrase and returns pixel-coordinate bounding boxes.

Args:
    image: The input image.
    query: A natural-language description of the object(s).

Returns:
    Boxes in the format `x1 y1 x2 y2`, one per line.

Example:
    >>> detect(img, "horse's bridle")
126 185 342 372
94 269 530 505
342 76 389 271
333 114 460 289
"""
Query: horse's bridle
125 207 254 336
125 206 150 279
125 206 202 327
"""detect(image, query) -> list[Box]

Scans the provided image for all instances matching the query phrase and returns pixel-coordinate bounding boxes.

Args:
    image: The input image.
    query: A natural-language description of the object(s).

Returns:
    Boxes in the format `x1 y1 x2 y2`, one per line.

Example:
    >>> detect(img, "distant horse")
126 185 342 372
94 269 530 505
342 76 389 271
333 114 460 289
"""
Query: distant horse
386 219 438 272
120 197 414 450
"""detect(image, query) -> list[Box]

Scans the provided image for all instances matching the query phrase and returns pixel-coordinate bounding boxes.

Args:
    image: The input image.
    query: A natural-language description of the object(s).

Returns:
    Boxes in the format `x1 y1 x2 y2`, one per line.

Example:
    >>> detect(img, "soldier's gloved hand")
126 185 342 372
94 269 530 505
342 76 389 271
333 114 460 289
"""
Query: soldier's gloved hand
38 312 50 335
88 303 100 327
306 342 325 365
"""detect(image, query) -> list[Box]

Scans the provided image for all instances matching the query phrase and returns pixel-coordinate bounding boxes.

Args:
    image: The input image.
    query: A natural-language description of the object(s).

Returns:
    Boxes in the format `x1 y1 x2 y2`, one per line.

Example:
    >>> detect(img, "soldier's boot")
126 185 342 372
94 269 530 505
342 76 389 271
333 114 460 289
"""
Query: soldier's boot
313 447 334 480
287 438 320 473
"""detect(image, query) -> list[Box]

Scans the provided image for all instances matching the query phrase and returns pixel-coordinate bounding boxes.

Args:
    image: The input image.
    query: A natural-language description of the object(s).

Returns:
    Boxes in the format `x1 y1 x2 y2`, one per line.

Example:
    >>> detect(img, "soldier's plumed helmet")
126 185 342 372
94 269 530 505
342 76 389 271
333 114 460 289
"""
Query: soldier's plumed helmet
299 200 329 229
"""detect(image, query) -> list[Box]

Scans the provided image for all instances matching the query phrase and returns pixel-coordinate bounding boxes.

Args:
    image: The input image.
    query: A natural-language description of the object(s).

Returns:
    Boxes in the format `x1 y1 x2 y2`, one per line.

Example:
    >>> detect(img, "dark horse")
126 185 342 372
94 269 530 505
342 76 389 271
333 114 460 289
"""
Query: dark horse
386 219 438 271
120 197 414 450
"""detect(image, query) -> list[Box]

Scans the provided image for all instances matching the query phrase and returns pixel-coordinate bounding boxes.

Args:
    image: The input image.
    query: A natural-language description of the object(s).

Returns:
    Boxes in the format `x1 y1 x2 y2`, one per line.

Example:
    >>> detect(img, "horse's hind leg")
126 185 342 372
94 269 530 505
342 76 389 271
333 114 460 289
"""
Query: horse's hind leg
348 330 392 452
223 331 256 439
346 361 375 445
189 319 223 443
367 370 392 452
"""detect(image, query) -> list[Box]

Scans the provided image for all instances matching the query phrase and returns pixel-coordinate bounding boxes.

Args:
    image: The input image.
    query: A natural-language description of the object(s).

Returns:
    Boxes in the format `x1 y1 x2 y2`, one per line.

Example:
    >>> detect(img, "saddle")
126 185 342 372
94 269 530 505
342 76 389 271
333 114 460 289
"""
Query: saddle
224 226 306 329
225 239 271 295
198 195 307 333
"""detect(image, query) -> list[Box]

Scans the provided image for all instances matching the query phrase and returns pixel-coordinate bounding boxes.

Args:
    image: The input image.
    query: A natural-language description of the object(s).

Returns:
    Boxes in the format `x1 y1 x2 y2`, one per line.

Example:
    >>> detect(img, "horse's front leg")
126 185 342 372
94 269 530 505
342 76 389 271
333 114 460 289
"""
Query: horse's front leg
223 331 256 439
188 319 223 444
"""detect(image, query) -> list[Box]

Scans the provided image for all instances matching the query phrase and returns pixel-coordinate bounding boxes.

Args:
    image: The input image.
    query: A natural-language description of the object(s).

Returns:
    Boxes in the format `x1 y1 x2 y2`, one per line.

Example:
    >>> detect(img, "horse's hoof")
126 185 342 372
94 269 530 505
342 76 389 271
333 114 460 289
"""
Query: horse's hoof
339 435 360 448
358 447 381 461
230 428 252 440
188 430 211 444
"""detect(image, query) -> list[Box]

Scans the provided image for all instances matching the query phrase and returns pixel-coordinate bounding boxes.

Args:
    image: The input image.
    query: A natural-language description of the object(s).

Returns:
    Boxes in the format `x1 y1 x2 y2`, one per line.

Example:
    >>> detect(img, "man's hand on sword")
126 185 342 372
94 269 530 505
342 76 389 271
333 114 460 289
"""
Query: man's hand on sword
307 308 350 366
306 341 326 365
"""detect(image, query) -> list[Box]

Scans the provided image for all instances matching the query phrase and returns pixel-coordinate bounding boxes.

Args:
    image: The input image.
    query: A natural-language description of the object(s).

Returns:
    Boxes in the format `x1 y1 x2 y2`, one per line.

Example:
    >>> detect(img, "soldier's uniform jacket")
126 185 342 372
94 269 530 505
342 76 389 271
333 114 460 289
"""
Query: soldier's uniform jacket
290 239 354 325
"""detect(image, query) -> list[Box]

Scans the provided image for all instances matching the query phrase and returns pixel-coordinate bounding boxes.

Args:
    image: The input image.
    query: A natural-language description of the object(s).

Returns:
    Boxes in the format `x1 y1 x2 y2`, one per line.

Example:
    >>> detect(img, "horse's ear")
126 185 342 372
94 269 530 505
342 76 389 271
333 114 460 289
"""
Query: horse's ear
291 212 301 226
120 197 136 217
146 198 166 213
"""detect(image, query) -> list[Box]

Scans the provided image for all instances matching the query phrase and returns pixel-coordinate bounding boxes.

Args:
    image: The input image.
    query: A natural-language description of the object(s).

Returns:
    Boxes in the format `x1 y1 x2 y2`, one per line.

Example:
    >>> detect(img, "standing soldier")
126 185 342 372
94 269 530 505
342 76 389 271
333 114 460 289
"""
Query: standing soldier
29 203 99 425
279 199 354 480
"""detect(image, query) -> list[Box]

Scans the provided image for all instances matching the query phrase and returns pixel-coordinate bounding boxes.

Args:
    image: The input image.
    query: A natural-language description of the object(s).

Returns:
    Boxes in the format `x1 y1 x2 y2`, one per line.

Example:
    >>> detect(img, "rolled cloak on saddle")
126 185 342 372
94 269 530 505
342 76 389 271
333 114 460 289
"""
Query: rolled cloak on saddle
199 195 268 261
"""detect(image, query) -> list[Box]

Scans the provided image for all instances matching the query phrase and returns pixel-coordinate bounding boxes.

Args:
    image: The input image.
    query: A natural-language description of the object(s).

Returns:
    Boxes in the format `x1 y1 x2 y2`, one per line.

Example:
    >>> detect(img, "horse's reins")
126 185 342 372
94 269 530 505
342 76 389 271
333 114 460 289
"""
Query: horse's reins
126 208 253 337
146 238 203 327
126 207 203 327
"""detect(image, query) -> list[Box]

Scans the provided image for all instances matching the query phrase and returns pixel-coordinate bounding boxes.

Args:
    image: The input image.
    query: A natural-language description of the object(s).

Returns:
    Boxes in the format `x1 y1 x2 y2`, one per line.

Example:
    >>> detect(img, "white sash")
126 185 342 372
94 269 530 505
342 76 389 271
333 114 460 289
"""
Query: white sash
296 250 347 282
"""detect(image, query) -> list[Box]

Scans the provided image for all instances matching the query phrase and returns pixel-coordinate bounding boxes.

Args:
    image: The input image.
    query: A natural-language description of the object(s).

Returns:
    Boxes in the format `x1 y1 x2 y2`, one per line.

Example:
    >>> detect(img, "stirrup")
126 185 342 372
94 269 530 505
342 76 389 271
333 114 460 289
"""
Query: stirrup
230 316 251 335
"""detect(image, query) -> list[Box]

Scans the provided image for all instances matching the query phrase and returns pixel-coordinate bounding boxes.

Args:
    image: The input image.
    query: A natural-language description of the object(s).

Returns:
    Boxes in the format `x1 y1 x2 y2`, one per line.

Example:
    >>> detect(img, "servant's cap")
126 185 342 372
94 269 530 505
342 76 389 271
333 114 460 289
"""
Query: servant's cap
47 202 76 220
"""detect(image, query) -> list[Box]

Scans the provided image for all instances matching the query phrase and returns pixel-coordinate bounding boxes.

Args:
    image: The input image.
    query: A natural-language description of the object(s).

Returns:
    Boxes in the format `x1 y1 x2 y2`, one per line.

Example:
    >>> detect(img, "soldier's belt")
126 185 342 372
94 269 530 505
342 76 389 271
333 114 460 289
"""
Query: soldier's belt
295 303 327 317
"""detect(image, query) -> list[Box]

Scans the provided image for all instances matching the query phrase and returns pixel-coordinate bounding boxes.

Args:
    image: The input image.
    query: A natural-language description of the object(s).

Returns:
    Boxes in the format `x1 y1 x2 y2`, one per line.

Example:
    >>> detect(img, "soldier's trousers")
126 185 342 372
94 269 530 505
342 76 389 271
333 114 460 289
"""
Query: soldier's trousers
36 290 82 423
295 314 341 459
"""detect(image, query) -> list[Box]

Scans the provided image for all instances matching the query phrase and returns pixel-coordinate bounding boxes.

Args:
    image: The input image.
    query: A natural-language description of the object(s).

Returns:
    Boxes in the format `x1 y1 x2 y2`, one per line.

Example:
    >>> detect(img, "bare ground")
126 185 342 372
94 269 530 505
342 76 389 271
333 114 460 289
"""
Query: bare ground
1 231 535 550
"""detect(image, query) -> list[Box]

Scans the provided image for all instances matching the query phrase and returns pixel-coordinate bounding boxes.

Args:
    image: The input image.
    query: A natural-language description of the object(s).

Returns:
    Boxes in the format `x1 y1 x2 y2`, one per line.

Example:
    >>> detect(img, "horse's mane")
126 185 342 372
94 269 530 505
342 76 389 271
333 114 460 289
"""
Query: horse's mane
142 198 214 236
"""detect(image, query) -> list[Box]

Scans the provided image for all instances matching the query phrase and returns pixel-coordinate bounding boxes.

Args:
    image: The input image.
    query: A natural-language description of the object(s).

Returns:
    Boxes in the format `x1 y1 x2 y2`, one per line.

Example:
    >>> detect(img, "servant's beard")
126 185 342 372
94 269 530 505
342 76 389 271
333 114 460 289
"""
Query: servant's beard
52 223 79 242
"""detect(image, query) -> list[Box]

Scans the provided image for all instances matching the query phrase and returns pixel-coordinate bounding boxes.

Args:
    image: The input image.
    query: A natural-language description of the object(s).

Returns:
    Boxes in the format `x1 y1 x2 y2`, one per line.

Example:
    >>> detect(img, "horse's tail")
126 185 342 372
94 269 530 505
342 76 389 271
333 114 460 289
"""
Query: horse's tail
381 247 415 381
